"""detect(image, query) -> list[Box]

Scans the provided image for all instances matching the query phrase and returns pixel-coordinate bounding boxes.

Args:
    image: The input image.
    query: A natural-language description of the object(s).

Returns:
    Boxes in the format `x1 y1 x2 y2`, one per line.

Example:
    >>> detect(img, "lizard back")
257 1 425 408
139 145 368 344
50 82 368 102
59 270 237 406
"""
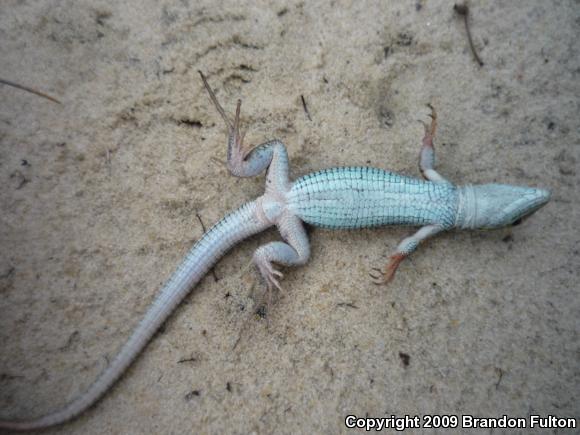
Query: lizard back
288 167 458 229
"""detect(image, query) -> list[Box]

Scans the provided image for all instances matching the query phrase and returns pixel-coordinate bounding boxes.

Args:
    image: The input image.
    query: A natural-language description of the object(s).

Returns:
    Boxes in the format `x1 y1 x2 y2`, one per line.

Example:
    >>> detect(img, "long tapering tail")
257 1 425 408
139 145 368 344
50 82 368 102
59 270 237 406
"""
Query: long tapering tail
0 200 269 431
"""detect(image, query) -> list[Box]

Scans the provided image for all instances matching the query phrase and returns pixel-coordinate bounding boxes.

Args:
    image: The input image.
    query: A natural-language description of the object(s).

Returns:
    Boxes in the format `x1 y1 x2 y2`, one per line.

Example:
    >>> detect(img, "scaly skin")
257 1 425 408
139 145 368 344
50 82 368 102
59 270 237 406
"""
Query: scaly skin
288 167 458 229
0 73 550 431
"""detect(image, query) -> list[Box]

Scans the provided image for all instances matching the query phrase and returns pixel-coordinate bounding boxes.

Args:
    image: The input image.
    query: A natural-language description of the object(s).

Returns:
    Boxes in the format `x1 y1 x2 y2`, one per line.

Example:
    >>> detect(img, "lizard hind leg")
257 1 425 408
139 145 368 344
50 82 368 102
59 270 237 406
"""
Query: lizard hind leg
251 215 310 316
198 70 290 181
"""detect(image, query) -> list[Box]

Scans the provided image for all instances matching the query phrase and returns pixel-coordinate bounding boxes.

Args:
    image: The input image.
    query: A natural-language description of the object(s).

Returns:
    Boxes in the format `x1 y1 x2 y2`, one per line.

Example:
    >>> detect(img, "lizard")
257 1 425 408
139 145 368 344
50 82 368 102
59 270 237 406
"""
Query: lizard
0 71 551 431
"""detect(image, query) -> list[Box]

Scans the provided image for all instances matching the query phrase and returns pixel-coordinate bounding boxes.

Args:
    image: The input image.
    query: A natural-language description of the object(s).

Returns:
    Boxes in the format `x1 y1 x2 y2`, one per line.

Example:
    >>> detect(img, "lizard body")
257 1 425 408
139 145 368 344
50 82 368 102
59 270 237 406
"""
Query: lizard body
0 72 550 431
289 167 458 229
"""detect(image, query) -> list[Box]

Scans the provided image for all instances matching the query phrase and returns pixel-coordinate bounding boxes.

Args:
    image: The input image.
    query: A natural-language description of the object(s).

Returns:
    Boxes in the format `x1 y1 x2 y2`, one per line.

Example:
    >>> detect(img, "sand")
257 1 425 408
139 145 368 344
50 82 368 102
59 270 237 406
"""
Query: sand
1 0 578 433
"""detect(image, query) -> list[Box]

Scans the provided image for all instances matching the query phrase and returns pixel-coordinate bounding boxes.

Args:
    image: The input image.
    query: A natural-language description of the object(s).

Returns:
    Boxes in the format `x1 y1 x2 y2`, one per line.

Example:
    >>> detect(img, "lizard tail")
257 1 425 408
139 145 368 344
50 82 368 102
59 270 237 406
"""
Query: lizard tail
0 200 269 431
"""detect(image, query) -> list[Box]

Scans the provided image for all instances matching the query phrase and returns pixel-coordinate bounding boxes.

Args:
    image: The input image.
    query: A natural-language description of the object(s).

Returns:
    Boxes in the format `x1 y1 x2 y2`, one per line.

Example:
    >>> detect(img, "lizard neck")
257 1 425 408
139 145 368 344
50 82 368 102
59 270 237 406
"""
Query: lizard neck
455 184 477 229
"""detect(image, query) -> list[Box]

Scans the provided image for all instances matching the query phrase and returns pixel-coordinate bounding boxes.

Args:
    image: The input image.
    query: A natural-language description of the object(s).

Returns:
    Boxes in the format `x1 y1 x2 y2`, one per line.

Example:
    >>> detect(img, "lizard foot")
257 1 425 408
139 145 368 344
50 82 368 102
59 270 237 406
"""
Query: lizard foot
198 71 252 166
369 253 406 285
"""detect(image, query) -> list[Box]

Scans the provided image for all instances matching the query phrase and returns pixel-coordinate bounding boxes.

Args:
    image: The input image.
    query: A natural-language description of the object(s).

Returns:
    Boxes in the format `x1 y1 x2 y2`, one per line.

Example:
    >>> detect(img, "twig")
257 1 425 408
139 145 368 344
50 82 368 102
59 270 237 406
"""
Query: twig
495 367 504 389
0 78 62 104
300 95 312 121
454 3 484 67
337 302 359 309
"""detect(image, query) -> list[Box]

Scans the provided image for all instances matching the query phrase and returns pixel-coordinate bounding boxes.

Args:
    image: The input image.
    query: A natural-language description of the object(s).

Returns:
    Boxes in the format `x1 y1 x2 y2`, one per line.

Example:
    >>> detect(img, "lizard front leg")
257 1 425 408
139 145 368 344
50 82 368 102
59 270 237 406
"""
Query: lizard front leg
371 224 443 285
253 214 310 310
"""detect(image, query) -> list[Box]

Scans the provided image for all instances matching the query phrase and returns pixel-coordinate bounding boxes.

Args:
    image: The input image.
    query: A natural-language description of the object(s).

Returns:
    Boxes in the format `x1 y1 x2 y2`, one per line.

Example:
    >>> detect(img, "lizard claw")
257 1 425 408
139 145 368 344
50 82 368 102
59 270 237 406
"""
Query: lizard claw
257 261 284 293
369 253 406 285
257 263 284 324
425 104 437 136
232 99 250 159
369 267 395 286
418 105 437 136
369 268 385 284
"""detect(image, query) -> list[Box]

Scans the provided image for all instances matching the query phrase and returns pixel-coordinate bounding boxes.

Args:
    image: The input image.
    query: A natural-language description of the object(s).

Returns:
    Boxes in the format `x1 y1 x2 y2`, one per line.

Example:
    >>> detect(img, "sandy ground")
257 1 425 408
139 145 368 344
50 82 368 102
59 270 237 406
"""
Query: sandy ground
1 0 578 434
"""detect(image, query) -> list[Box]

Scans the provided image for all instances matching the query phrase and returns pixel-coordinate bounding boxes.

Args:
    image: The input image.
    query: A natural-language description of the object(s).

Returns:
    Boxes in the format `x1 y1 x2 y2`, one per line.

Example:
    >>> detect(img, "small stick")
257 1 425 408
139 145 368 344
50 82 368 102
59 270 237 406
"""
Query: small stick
300 94 312 121
336 302 359 309
454 3 484 67
0 78 62 104
195 212 219 282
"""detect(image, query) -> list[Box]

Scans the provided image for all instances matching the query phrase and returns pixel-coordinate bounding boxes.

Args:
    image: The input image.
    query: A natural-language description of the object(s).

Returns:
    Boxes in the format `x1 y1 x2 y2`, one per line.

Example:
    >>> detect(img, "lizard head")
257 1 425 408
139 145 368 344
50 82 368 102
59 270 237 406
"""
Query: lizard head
457 184 551 229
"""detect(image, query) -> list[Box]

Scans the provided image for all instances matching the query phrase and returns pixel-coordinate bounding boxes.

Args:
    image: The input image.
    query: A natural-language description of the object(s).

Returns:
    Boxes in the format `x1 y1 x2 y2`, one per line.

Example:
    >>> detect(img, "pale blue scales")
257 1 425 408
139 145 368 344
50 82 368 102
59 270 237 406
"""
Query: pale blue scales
288 167 459 229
